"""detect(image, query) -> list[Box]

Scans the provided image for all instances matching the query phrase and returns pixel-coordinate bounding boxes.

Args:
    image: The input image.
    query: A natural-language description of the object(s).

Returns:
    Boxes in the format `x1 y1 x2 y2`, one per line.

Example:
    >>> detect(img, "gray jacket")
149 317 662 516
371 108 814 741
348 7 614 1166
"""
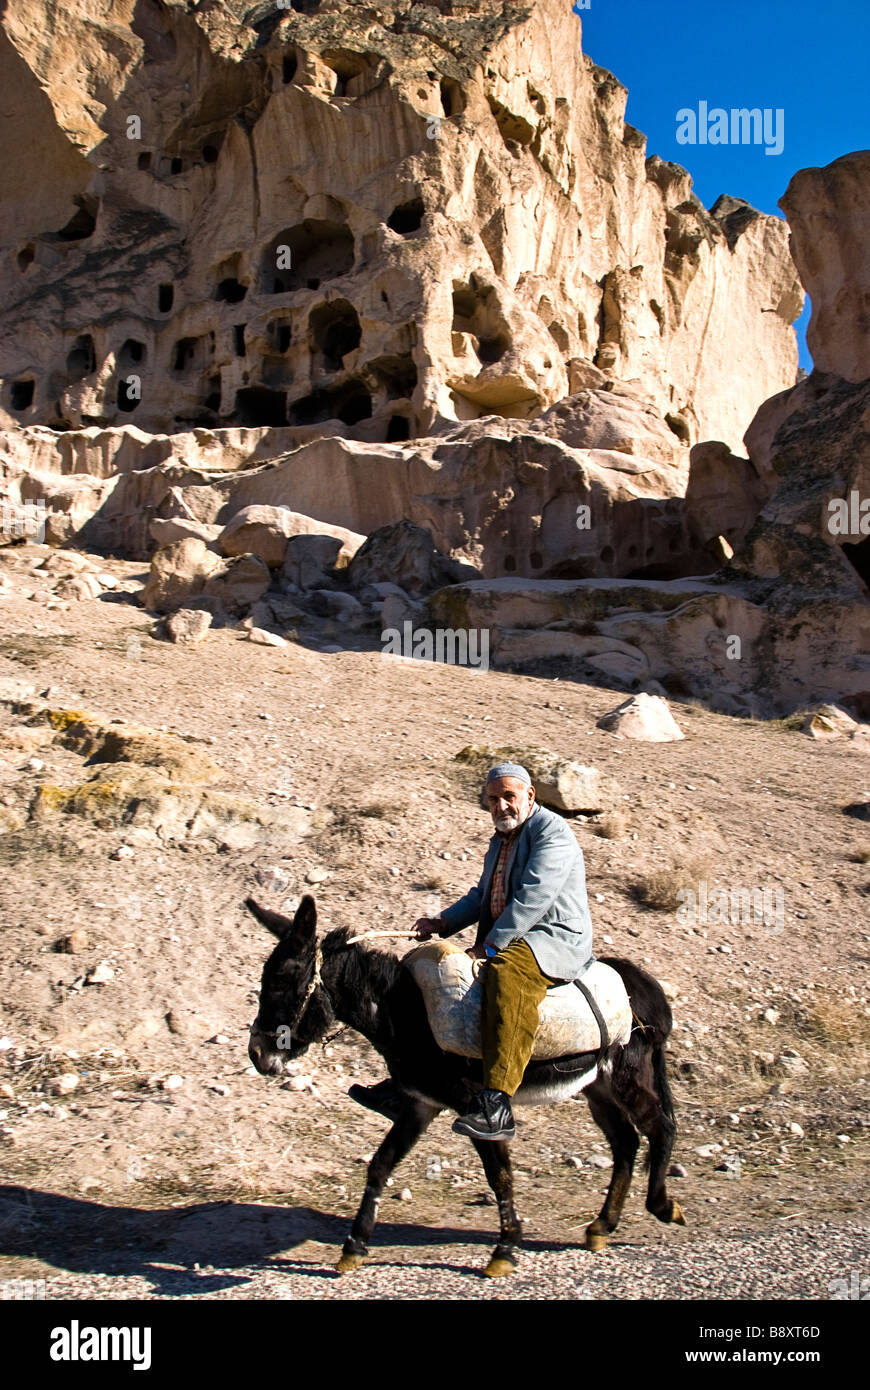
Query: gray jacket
438 803 594 981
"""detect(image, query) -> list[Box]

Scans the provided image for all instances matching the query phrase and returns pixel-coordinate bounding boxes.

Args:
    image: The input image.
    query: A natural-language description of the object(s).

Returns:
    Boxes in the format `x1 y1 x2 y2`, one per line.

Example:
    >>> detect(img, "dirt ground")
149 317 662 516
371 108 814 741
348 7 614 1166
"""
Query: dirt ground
0 540 868 1298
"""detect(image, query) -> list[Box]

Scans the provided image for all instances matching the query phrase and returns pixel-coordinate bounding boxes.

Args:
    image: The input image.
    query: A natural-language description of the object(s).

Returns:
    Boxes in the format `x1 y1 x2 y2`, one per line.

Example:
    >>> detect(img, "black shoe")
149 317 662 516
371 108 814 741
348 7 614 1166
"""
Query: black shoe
348 1079 406 1124
452 1089 515 1141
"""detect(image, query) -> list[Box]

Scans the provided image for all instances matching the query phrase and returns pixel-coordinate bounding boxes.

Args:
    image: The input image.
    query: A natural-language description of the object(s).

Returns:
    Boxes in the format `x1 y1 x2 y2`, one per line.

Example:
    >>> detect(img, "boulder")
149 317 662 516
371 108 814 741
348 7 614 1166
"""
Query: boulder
283 534 343 591
218 505 299 569
53 572 104 601
164 608 213 646
308 590 368 629
140 539 222 614
348 521 475 598
455 744 621 814
802 705 865 742
149 518 222 549
597 694 685 743
201 553 271 617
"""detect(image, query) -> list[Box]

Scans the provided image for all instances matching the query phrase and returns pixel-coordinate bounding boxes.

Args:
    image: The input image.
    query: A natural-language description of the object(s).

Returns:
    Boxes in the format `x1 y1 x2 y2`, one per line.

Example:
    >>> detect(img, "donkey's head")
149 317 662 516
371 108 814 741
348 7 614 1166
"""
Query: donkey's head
246 894 335 1076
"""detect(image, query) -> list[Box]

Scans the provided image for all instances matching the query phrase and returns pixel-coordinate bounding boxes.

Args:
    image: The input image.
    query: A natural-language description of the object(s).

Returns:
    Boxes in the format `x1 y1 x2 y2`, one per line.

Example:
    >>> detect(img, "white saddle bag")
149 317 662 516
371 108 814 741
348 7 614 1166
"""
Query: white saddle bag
403 938 632 1060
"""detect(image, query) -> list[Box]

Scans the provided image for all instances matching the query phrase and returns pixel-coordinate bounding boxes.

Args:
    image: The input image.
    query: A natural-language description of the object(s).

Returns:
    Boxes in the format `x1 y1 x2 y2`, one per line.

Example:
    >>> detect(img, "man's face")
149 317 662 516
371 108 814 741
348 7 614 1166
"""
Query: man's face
486 777 536 835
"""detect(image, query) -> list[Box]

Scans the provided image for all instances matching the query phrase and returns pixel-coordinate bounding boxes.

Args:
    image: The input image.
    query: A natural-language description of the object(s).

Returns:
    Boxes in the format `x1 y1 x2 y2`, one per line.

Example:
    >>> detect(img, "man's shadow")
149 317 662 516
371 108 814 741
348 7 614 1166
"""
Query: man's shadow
0 1186 585 1293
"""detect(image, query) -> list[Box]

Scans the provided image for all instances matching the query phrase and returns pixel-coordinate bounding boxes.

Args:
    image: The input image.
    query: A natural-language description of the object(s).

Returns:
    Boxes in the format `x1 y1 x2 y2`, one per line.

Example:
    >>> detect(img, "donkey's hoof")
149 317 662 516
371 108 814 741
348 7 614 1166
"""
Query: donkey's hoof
484 1256 516 1279
585 1228 610 1253
670 1200 686 1227
335 1252 365 1274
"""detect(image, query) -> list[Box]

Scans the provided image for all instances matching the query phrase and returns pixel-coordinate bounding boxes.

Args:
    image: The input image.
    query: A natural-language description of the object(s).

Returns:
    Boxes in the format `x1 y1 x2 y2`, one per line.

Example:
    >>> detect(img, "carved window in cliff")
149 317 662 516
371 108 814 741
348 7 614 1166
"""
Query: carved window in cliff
235 387 288 427
158 284 174 313
452 280 511 364
66 335 97 382
366 353 418 400
172 334 213 373
289 381 372 427
308 300 362 371
268 319 292 353
386 415 411 442
233 325 246 357
260 220 354 294
10 380 34 412
322 50 372 99
440 78 465 117
387 197 424 235
282 51 298 84
55 196 98 242
214 256 248 304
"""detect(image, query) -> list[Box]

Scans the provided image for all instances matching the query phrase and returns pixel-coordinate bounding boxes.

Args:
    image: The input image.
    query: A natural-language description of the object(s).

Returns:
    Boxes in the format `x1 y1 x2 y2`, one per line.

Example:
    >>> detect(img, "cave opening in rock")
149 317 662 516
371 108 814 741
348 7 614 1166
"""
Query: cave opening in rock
170 157 183 175
267 319 292 354
260 220 354 294
386 414 411 441
367 352 418 399
116 376 140 412
10 380 34 412
119 339 145 366
56 196 98 242
452 279 511 365
233 325 246 357
309 300 361 370
289 381 372 427
202 143 220 164
843 536 870 590
203 377 221 413
158 284 174 312
322 49 370 98
216 278 247 304
138 152 152 171
288 0 320 12
387 197 424 235
17 244 35 272
172 335 211 372
440 77 464 117
235 387 288 427
66 335 96 382
282 50 298 83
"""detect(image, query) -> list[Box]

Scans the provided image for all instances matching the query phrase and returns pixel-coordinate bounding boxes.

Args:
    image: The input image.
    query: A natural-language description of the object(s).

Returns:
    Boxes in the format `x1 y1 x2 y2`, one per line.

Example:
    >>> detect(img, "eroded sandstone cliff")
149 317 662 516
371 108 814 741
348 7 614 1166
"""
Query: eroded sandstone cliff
0 0 800 451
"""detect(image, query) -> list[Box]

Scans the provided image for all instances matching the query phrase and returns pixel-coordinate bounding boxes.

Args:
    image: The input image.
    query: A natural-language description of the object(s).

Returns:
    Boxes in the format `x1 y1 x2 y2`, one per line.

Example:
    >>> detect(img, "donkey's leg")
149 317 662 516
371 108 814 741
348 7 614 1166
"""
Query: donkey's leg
336 1098 440 1274
613 1047 685 1229
582 1079 640 1252
471 1137 523 1278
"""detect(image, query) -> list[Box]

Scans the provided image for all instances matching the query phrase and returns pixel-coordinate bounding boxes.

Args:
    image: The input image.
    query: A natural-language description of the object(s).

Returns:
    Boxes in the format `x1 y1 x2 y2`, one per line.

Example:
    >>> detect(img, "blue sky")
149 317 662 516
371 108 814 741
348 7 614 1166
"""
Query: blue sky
578 0 870 369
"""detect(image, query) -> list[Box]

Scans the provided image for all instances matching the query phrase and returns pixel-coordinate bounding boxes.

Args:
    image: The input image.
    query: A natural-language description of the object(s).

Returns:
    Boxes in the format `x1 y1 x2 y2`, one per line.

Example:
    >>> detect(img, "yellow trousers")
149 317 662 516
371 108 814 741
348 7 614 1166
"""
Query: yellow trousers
481 938 560 1095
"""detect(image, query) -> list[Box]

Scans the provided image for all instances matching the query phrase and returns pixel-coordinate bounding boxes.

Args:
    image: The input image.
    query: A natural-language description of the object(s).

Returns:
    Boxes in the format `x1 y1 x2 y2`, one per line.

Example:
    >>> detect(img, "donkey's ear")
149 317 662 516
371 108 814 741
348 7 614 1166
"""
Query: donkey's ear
244 897 295 940
289 894 317 948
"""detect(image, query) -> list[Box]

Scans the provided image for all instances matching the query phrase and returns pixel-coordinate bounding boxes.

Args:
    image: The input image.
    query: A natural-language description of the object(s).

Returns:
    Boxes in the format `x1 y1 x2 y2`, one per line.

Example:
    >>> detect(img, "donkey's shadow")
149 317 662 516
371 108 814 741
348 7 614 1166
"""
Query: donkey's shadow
0 1186 586 1293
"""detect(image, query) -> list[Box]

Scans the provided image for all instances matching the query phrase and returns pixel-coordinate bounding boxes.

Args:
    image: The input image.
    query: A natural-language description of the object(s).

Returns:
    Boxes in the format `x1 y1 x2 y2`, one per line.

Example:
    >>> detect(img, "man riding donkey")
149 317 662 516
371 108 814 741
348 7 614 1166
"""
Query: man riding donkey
350 761 594 1140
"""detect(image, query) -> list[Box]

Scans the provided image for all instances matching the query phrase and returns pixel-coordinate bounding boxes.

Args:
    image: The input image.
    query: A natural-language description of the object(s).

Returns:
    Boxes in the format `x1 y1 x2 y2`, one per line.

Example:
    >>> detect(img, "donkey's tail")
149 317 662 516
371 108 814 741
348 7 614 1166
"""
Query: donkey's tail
601 956 677 1169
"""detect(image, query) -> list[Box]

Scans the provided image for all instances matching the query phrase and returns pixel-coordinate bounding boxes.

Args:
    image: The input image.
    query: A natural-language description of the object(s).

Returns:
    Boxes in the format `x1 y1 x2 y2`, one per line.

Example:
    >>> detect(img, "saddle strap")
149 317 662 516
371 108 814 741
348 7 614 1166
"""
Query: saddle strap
573 978 611 1052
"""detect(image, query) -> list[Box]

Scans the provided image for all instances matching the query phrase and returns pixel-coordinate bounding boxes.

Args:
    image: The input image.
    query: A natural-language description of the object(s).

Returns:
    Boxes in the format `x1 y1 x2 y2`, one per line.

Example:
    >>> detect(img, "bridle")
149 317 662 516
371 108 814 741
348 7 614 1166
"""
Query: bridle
252 942 324 1041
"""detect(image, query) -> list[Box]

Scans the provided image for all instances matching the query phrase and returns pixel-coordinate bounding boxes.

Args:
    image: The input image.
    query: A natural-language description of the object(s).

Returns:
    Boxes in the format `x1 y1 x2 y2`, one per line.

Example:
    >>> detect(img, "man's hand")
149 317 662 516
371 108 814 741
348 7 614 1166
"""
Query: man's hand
413 917 442 940
466 944 488 960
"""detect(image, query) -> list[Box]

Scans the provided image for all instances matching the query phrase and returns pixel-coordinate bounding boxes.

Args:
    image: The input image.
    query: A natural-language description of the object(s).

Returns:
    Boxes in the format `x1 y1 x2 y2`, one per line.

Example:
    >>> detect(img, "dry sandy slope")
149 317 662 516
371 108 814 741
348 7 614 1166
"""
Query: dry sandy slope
0 541 868 1298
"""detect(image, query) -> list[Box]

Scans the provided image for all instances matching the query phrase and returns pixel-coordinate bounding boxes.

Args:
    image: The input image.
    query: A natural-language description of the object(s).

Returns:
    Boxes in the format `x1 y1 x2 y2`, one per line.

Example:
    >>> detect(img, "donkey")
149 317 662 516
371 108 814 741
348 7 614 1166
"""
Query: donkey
246 894 686 1277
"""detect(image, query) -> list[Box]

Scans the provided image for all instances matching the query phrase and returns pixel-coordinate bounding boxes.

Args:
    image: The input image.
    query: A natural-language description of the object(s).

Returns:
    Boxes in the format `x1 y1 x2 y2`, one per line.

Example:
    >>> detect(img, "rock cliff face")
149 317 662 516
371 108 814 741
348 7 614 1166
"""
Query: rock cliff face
432 150 870 716
780 151 870 386
0 0 800 452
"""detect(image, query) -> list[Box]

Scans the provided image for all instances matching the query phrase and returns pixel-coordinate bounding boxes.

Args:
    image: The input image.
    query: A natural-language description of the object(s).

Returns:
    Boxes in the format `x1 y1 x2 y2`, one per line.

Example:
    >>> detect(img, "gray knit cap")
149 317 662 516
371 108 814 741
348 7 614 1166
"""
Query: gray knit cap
486 762 532 786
